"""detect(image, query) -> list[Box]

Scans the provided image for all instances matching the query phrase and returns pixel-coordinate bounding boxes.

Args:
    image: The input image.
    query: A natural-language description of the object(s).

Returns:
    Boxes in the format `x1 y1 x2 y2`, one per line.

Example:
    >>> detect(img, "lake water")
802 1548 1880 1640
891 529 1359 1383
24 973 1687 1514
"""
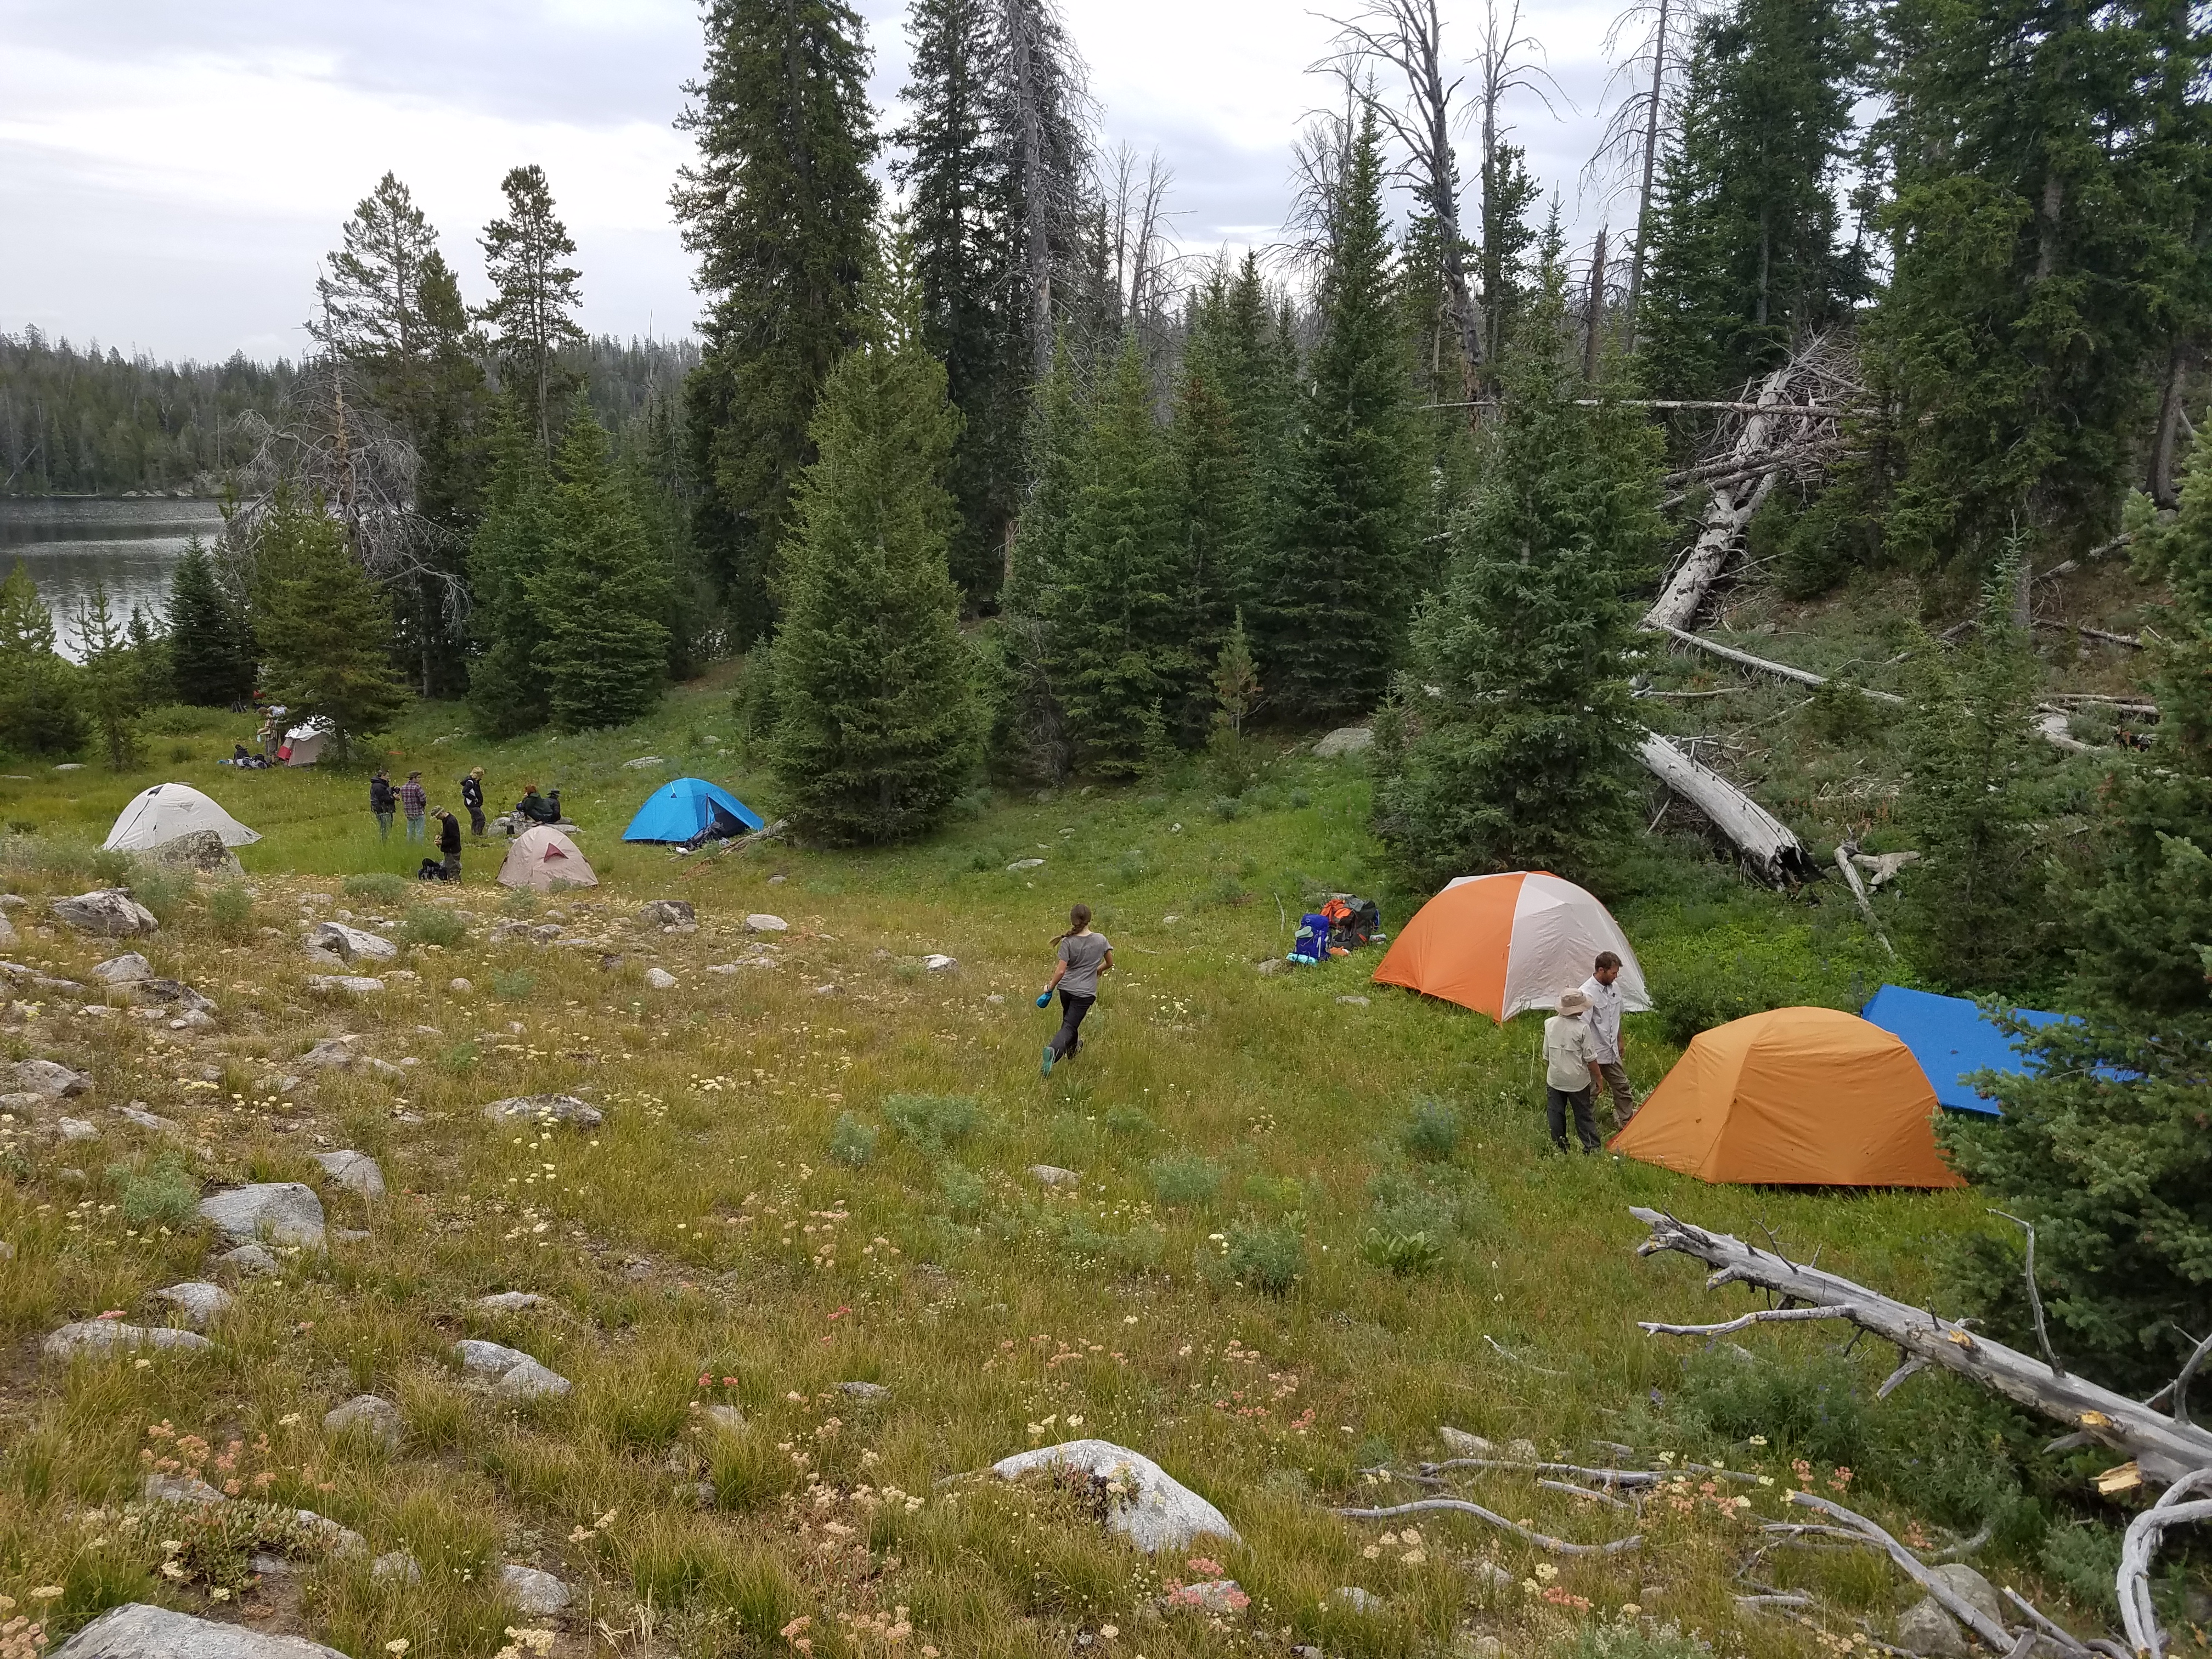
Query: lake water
0 497 225 661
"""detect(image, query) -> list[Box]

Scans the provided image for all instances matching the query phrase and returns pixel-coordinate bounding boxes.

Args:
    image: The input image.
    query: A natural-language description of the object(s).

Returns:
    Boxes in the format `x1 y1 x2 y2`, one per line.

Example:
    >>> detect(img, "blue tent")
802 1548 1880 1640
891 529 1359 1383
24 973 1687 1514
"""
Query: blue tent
1859 984 2069 1116
623 777 765 844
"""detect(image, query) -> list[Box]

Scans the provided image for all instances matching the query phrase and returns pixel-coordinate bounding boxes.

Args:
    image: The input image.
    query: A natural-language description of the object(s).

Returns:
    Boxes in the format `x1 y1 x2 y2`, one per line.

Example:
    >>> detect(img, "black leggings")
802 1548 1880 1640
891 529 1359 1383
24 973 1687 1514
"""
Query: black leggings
1048 991 1094 1060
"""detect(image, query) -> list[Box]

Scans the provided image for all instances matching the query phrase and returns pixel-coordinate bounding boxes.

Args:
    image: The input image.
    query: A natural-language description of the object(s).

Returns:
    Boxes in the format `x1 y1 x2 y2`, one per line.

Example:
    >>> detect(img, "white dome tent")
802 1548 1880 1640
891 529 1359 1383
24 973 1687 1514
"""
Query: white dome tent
103 783 262 852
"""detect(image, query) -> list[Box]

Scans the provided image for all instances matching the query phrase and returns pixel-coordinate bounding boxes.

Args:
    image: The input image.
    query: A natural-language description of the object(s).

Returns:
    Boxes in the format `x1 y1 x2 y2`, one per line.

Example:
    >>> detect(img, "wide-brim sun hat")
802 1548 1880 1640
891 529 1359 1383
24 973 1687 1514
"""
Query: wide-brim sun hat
1558 990 1592 1015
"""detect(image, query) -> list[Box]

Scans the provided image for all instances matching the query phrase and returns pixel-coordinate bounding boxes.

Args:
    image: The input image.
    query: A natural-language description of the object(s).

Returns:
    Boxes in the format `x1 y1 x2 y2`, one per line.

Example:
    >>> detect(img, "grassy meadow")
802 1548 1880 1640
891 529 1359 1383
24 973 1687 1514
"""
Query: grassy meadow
0 675 2098 1659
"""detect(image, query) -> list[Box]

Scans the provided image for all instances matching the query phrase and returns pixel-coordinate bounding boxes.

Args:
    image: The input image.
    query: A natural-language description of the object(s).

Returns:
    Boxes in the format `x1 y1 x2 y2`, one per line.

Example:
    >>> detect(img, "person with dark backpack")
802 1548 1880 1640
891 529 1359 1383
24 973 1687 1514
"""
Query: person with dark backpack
369 770 396 840
460 768 486 837
1037 904 1112 1077
435 808 463 882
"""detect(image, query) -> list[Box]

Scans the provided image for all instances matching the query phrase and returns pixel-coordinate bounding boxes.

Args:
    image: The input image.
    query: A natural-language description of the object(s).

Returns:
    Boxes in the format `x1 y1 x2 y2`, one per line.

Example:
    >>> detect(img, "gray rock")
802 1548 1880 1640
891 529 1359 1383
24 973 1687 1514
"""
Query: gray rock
198 1182 326 1247
836 1381 890 1402
56 1117 99 1142
297 1036 358 1070
117 1106 180 1133
622 755 667 769
146 828 244 877
0 1092 44 1112
475 1291 543 1312
1313 724 1375 758
360 1057 405 1081
311 1150 386 1198
1030 1164 1081 1188
1254 958 1287 975
144 1472 228 1504
153 1282 233 1328
483 1093 602 1129
323 1394 403 1449
454 1338 572 1398
1438 1426 1494 1456
304 976 385 995
1927 1566 2006 1632
306 922 398 964
636 900 695 927
14 1058 91 1097
923 953 957 972
371 1550 423 1584
498 1357 573 1400
50 889 159 937
448 977 472 992
137 979 218 1014
1504 1437 1539 1462
45 1320 215 1358
218 1243 281 1276
701 1403 746 1432
93 952 155 985
991 1440 1240 1553
1336 995 1370 1007
743 913 789 933
291 1510 366 1555
47 1603 352 1659
497 1564 573 1615
644 967 679 990
250 1553 292 1577
0 914 13 947
1330 1587 1380 1613
1897 1598 1970 1659
1007 859 1046 871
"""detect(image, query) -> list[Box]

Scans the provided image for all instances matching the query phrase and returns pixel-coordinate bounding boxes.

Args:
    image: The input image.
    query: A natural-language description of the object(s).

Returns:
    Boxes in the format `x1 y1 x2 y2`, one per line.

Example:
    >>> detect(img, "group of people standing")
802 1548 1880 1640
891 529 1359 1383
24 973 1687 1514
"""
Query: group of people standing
369 766 505 882
1543 952 1638 1153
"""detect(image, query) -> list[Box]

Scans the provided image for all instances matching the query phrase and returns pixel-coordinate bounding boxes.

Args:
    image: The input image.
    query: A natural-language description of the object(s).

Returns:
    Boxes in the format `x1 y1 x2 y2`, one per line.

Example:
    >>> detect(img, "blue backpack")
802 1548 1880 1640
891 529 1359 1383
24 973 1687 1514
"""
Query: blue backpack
1291 911 1333 962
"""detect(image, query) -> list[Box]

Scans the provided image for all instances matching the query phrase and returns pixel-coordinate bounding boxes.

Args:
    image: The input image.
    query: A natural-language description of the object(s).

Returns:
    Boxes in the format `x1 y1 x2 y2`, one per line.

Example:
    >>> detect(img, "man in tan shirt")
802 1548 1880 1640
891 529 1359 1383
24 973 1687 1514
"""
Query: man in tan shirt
1542 989 1606 1153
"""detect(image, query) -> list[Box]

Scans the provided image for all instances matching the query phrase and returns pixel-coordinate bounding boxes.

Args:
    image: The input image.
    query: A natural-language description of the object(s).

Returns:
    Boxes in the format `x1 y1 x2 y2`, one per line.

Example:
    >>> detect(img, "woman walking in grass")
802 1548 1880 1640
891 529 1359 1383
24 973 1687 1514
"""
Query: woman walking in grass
1039 903 1111 1077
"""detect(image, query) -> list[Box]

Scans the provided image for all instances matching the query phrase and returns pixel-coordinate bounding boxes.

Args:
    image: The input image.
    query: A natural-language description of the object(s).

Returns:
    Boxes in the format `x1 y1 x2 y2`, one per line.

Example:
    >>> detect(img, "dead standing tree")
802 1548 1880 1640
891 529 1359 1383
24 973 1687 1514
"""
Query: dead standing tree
998 0 1093 382
1632 1207 2212 1657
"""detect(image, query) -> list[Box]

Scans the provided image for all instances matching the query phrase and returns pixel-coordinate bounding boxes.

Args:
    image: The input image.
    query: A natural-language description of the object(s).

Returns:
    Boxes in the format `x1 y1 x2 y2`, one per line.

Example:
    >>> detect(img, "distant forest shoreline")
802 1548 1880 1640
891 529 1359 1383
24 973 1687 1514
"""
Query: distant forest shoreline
0 328 699 498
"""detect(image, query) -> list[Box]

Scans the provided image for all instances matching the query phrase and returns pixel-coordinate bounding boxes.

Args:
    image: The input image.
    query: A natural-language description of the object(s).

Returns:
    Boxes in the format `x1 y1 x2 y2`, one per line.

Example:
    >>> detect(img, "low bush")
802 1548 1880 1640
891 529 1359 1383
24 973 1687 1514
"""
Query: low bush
1358 1228 1444 1277
205 882 255 938
1148 1153 1223 1208
105 1152 201 1229
342 872 409 905
935 1162 986 1218
491 969 536 1000
828 1113 878 1169
1218 1215 1304 1295
883 1093 979 1158
1401 1096 1463 1161
401 906 467 947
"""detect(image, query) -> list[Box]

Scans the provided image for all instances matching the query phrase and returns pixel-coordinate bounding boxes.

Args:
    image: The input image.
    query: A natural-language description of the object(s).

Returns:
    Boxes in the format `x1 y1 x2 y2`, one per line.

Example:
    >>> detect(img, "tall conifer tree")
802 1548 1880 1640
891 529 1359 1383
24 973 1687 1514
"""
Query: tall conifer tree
167 537 257 708
1372 262 1664 887
532 414 672 732
772 231 980 843
1253 110 1418 722
252 489 410 757
467 404 556 737
478 165 587 453
674 0 879 637
0 561 84 757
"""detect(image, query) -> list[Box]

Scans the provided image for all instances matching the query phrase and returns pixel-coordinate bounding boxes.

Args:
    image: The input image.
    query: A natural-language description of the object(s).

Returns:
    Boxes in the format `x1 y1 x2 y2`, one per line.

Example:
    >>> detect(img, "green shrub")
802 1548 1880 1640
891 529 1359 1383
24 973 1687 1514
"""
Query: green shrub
1640 917 1872 1047
1571 1618 1714 1659
1113 849 1149 886
402 906 467 947
1220 1216 1304 1295
206 883 255 938
2039 1522 2123 1616
1402 1097 1463 1161
499 889 539 916
883 1093 979 1158
1210 795 1243 822
491 969 537 1001
342 872 408 904
1148 1153 1223 1208
106 1152 201 1229
935 1162 986 1218
828 1113 878 1169
1359 1229 1445 1277
1103 1106 1156 1142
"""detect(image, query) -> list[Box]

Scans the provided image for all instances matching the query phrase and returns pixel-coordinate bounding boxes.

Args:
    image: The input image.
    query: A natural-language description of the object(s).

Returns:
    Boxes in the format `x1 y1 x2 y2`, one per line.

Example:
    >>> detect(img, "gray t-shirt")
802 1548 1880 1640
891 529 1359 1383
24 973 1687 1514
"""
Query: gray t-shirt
1057 932 1111 997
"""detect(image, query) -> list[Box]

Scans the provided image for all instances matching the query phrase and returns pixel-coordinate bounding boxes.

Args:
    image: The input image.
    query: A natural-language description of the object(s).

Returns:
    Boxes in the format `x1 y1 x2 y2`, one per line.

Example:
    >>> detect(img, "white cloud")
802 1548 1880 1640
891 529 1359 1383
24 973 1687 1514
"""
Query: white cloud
0 0 1646 362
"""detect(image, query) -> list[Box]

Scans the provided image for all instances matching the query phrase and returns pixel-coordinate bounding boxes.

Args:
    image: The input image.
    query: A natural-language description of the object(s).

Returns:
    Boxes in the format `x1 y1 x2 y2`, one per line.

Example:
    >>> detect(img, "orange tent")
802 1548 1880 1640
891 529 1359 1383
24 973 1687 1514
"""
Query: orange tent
1371 871 1651 1022
1610 1007 1962 1187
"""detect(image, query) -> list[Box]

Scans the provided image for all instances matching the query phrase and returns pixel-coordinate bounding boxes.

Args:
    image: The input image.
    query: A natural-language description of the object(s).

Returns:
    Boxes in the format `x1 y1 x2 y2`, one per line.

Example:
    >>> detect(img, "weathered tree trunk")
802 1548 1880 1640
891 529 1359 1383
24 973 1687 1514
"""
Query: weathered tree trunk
1642 360 1798 630
1650 622 1905 703
1630 1208 2212 1486
1635 732 1818 886
1834 839 1896 958
1583 226 1609 382
1003 0 1057 384
1621 0 1671 354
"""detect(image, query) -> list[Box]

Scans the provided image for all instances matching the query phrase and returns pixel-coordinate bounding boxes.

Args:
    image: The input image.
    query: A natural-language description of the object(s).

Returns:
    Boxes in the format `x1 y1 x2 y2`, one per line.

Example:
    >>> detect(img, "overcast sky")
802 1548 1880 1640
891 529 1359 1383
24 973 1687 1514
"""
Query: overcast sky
0 0 1640 366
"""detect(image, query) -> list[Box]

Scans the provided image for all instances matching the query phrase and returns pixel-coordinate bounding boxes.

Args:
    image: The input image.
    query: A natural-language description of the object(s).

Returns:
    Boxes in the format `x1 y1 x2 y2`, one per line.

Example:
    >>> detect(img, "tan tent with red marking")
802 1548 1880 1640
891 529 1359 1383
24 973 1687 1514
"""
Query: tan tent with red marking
496 825 598 893
1370 870 1650 1022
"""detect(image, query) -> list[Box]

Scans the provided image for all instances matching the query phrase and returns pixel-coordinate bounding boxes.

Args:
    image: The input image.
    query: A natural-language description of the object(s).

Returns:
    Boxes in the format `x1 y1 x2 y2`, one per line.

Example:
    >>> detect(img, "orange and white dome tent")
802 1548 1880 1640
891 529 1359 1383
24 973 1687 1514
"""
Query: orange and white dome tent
1610 1007 1962 1187
1371 870 1651 1022
496 826 599 893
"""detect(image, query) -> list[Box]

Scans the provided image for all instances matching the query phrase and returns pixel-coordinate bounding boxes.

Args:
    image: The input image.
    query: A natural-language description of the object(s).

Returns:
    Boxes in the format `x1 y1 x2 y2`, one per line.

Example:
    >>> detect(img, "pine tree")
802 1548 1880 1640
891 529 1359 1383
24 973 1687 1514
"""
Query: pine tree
531 413 673 732
1372 263 1666 888
75 580 143 771
251 489 410 756
895 0 1029 606
674 0 879 637
1868 0 2199 568
1636 0 1865 404
478 165 586 453
988 333 1088 780
167 536 256 707
1252 111 1419 723
311 173 441 379
1892 546 2061 992
1206 608 1263 791
124 604 170 712
771 231 981 844
1936 423 2212 1391
1476 142 1542 374
467 403 557 736
0 561 84 758
398 250 490 699
1167 295 1259 742
1043 336 1182 777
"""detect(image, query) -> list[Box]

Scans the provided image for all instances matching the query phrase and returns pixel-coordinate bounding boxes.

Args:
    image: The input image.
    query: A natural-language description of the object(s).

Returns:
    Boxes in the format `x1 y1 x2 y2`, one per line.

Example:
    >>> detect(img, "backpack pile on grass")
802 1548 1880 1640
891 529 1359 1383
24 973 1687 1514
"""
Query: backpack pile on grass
1289 896 1385 964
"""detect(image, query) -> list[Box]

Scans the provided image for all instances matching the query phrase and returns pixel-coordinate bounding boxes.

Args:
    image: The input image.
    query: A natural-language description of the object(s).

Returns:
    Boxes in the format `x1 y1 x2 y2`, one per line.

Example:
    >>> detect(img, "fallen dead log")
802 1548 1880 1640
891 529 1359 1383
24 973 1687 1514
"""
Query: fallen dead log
1630 1209 2212 1486
1332 1495 1642 1555
1636 732 1820 887
1836 839 1898 959
2120 1470 2212 1659
2035 618 2145 649
1652 623 1906 704
1644 364 1797 631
